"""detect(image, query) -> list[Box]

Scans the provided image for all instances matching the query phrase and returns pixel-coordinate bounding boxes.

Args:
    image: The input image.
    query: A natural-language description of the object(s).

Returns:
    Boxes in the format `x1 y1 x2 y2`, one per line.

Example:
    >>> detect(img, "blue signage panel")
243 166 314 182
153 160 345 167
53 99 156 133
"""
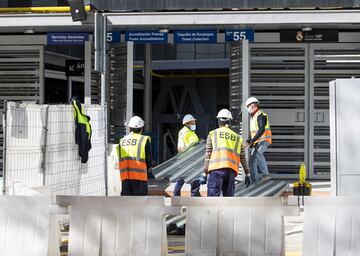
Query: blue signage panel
107 31 121 43
174 30 217 43
125 31 168 43
47 32 89 45
225 30 254 42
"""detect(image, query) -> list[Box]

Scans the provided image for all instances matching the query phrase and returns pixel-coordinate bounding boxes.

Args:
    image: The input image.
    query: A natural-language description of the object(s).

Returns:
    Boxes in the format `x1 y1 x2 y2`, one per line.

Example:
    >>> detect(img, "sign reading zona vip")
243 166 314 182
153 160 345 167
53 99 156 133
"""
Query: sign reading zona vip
66 60 84 76
280 30 338 43
125 31 168 43
174 30 217 43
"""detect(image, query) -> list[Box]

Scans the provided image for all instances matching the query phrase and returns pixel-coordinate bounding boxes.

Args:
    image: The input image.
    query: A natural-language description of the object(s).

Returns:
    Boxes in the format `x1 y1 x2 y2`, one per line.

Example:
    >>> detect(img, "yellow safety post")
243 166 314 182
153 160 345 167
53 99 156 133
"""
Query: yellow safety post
293 163 312 196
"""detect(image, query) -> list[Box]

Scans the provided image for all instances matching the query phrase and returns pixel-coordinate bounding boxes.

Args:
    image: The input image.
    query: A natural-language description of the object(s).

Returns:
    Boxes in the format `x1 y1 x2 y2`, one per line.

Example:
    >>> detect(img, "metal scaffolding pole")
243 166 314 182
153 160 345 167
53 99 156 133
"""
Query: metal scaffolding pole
126 41 134 134
144 44 152 132
241 39 250 160
84 40 92 104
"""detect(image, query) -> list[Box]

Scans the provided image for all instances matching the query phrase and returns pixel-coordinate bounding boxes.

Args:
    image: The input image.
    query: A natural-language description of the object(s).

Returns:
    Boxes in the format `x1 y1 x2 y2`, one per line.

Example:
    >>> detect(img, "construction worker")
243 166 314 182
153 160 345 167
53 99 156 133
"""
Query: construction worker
173 114 201 196
200 109 250 197
244 97 272 182
118 116 153 196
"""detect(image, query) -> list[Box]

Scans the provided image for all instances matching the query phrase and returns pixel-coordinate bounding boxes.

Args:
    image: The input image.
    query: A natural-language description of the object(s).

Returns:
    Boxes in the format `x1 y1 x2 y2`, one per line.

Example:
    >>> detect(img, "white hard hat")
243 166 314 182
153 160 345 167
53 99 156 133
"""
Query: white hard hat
216 109 233 120
128 116 145 128
182 114 196 125
245 97 259 107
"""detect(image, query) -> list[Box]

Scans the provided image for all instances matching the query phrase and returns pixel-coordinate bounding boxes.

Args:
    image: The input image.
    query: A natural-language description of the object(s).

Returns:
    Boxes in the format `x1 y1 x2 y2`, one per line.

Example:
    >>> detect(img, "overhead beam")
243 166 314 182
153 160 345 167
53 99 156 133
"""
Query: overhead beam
0 13 93 29
106 10 360 26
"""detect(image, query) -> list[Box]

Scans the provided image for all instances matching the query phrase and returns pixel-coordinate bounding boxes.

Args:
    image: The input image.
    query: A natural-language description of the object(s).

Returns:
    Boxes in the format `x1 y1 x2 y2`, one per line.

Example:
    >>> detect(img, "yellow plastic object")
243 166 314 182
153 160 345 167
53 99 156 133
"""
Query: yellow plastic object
293 163 312 196
299 163 306 185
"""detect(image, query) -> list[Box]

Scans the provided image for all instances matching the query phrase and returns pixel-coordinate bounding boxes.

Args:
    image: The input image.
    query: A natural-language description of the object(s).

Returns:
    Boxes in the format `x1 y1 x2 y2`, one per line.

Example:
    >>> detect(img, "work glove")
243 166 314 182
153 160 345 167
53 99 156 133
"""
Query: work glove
245 175 251 188
199 173 207 185
147 168 154 178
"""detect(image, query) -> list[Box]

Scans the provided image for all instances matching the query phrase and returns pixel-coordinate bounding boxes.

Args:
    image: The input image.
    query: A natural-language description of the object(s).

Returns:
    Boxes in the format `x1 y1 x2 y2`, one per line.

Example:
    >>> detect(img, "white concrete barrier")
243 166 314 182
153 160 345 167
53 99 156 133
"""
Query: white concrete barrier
107 144 122 196
0 196 57 256
301 196 360 256
57 196 180 256
172 197 298 256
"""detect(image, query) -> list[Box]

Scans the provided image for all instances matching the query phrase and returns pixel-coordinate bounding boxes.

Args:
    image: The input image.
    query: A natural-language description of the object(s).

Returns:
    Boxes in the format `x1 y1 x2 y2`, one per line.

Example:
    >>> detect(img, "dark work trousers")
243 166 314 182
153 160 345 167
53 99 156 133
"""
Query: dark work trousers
121 180 148 196
75 123 92 163
173 179 201 197
207 169 236 197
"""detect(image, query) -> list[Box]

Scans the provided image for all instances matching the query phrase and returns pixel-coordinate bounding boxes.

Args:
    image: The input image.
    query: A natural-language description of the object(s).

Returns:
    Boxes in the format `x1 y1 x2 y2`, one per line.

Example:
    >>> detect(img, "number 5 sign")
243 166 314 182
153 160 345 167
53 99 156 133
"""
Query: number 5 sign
225 29 254 42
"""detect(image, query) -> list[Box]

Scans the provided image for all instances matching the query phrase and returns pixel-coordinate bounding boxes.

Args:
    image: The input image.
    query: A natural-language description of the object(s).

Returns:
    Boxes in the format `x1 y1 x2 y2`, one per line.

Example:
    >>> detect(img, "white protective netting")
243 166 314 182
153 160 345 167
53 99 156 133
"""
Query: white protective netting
4 102 106 196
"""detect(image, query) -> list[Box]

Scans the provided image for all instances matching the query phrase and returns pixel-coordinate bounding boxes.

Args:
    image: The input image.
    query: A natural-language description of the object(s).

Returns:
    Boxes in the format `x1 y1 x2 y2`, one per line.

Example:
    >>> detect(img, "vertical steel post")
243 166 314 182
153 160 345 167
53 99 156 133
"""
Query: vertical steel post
2 101 7 195
67 76 72 102
126 41 134 134
84 40 92 104
241 39 250 160
42 105 49 186
144 44 152 132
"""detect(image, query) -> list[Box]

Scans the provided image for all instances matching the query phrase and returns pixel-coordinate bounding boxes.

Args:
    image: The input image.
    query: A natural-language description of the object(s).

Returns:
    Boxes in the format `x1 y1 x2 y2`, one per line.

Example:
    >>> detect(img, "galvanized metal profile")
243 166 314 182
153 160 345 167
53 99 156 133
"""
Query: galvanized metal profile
153 141 206 182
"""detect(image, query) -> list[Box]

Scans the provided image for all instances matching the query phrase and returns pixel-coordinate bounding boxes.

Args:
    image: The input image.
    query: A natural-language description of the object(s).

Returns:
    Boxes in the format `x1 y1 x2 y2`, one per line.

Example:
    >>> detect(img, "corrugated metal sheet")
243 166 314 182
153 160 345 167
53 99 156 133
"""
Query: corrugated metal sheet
153 142 288 198
153 141 206 183
91 0 360 11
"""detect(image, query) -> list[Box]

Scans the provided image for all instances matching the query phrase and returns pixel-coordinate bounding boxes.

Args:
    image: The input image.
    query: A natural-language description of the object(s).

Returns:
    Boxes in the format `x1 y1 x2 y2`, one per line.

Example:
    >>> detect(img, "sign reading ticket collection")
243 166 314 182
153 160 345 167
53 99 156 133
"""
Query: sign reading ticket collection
174 30 217 43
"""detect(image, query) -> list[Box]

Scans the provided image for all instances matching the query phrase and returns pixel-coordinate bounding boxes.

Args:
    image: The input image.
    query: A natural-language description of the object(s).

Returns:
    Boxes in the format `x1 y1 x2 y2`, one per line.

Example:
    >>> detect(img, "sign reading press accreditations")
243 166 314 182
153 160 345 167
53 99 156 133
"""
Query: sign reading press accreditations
225 29 254 42
47 32 89 45
125 31 168 43
174 30 217 43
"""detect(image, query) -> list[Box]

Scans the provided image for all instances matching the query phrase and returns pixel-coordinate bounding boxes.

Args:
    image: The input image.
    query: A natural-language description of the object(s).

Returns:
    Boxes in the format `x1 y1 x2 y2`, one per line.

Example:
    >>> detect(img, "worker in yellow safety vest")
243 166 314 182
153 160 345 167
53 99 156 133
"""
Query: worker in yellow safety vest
200 109 250 197
118 116 153 196
173 114 201 196
244 97 272 183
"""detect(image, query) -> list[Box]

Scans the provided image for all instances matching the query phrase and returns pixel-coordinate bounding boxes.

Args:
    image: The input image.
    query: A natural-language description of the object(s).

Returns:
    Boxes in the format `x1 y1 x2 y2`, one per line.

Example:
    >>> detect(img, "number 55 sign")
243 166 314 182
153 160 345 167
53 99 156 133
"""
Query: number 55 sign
225 30 254 42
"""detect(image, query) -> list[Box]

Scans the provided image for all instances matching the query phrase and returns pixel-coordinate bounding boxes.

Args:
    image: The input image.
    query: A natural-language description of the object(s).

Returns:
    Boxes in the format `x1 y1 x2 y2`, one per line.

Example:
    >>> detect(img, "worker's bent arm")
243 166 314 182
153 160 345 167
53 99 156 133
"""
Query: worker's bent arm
240 144 250 175
145 140 153 169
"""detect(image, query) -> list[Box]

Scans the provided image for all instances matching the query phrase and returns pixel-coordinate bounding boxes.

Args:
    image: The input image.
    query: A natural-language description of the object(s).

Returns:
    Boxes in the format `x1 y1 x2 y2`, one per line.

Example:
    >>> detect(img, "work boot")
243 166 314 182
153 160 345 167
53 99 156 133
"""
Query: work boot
260 175 271 182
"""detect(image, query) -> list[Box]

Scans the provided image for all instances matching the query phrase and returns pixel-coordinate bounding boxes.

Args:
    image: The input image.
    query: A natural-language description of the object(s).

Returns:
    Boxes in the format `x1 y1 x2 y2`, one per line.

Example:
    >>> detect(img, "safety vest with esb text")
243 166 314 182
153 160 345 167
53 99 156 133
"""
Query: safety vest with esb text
208 126 242 175
118 132 150 181
250 109 272 145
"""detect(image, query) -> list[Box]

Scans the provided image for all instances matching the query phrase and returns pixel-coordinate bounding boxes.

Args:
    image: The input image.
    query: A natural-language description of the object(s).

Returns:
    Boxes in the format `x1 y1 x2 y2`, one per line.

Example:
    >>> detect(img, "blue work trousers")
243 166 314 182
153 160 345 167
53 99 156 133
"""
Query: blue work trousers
121 180 148 196
207 169 235 197
173 179 201 197
249 141 270 182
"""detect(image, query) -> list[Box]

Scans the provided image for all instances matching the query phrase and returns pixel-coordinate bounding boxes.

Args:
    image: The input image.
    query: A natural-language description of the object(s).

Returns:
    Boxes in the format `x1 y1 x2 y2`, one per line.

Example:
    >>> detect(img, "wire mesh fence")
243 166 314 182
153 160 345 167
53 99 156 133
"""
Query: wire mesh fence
3 102 106 197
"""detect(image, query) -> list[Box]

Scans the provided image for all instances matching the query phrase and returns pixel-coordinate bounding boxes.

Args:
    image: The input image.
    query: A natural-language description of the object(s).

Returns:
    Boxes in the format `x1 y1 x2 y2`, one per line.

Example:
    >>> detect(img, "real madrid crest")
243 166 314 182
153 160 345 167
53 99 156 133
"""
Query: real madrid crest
296 31 304 42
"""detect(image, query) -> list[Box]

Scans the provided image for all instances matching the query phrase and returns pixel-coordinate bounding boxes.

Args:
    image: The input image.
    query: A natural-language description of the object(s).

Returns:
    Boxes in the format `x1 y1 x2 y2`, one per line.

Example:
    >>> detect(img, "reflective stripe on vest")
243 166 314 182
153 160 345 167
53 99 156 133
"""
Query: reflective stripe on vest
118 133 150 181
250 109 272 145
72 100 92 137
179 126 199 149
208 127 242 176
